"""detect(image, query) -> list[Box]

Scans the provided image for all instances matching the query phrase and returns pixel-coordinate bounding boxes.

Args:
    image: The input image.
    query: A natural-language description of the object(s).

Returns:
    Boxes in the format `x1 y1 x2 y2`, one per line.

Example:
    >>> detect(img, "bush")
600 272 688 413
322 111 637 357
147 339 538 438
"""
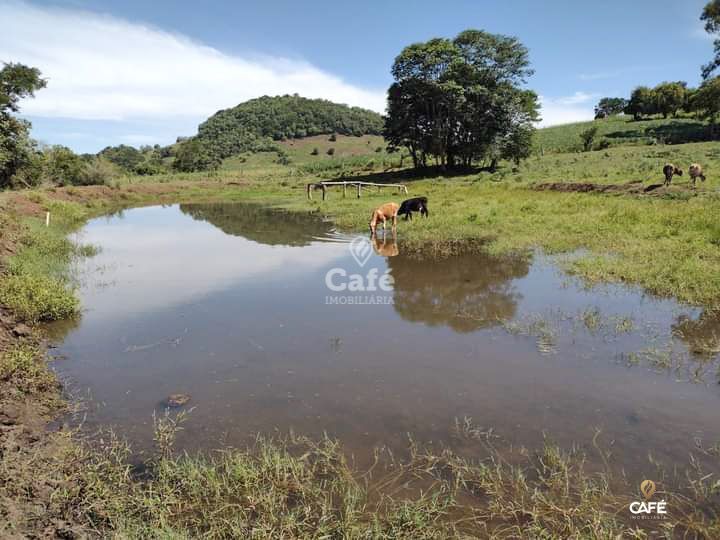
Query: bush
310 148 319 156
42 145 87 186
375 146 383 153
579 127 598 152
173 139 221 172
0 273 79 322
326 147 335 156
328 133 337 142
80 157 118 185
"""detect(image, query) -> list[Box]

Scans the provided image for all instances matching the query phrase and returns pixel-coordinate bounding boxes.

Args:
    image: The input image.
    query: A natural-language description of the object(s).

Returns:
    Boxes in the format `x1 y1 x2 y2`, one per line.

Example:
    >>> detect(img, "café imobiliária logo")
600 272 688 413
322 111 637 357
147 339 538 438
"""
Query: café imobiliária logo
629 480 667 520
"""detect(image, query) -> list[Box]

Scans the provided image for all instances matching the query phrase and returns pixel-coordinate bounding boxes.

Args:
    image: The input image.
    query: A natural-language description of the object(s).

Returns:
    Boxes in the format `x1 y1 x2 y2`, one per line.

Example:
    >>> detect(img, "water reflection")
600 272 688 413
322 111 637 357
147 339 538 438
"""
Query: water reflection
180 203 333 246
388 252 530 332
51 203 720 479
371 234 399 257
673 310 720 356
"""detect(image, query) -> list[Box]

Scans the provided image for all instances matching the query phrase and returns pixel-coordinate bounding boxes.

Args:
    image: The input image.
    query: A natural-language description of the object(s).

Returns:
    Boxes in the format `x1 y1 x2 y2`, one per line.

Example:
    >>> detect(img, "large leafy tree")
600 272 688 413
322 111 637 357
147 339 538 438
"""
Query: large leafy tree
594 97 627 118
653 81 688 118
701 0 720 79
624 86 656 120
0 63 46 188
690 77 720 126
384 30 539 170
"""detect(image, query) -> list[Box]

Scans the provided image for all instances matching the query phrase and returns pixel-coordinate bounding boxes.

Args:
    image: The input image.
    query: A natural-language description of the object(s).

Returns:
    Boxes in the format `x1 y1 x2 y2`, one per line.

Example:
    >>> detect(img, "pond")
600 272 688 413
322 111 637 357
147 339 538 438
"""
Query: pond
50 203 720 477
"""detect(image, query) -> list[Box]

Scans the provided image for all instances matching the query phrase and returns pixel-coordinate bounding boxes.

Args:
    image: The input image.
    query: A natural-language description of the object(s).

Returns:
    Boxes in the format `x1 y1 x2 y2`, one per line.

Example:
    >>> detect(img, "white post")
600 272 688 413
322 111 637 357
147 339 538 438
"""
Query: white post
45 212 50 227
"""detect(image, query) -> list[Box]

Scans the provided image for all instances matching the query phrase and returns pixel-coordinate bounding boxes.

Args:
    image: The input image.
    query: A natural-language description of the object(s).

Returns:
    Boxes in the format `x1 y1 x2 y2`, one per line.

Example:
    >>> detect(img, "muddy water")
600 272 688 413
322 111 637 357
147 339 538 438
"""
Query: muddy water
51 203 720 476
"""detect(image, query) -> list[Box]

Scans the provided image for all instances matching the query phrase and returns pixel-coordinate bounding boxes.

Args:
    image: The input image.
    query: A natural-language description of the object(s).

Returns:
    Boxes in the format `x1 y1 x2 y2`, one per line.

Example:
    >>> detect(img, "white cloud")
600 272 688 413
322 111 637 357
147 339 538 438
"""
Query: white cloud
537 93 596 127
0 1 386 123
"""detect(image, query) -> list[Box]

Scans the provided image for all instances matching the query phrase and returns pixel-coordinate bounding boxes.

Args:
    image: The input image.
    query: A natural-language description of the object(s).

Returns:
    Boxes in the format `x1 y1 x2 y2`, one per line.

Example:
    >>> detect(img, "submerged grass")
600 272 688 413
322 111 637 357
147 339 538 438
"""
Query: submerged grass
36 415 718 538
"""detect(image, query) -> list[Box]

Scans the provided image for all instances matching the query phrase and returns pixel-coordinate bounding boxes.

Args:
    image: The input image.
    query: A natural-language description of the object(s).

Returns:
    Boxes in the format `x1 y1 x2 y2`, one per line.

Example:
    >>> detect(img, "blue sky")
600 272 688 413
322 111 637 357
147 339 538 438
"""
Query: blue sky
1 0 714 153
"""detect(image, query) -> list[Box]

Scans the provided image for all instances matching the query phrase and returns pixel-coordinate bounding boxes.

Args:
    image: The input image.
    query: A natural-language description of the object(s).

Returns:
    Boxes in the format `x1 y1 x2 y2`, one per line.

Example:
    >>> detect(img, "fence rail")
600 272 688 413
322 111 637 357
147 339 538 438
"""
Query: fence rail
306 181 408 200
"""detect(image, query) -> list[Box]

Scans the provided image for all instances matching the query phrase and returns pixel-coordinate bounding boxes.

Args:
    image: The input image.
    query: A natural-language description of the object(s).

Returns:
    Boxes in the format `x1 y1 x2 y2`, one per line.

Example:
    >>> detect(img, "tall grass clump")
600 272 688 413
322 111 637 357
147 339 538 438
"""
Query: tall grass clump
0 273 78 322
0 200 92 322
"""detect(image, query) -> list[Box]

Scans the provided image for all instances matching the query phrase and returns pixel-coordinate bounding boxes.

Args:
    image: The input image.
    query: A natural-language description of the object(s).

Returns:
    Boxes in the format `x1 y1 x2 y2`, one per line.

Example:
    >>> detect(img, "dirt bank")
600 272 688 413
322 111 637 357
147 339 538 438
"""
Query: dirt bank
533 180 700 196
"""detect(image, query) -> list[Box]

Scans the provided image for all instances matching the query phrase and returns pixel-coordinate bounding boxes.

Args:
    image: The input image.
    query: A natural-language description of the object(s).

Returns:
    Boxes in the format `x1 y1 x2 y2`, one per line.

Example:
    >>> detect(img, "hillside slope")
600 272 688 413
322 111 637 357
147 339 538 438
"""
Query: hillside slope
535 115 714 154
196 95 384 159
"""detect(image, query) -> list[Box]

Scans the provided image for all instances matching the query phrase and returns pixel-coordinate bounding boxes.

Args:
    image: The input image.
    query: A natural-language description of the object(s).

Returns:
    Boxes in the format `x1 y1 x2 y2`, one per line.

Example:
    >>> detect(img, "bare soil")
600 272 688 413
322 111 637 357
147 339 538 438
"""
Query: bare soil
533 180 694 195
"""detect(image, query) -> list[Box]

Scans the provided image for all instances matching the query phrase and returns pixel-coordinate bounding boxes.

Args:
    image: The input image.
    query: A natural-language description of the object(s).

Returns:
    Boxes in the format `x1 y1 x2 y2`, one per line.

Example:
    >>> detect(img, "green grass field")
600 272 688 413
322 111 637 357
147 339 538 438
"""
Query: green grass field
205 125 720 307
534 114 715 153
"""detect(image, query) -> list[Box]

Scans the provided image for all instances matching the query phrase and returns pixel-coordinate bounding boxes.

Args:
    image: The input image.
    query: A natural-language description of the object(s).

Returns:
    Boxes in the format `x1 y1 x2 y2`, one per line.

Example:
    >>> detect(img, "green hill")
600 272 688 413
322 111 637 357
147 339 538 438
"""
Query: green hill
535 115 713 154
195 95 384 159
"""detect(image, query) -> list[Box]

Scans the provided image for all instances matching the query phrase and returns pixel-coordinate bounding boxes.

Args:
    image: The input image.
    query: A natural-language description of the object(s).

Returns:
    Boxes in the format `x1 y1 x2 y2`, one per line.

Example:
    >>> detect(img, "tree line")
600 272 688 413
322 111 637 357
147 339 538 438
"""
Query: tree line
594 79 720 122
594 1 720 124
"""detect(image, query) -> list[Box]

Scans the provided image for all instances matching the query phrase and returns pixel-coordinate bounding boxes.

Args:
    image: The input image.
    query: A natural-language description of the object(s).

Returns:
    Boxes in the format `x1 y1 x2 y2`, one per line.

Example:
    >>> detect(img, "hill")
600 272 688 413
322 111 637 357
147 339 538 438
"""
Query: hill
535 115 714 154
195 95 384 159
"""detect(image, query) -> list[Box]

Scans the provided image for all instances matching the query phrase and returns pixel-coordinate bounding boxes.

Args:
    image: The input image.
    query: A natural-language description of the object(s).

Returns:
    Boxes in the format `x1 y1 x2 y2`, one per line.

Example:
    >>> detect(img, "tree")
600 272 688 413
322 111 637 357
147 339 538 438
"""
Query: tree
172 139 221 172
99 144 144 172
0 63 46 114
624 86 656 120
0 63 46 189
594 97 627 118
384 29 539 170
43 146 87 186
653 81 688 118
689 76 720 127
701 0 720 79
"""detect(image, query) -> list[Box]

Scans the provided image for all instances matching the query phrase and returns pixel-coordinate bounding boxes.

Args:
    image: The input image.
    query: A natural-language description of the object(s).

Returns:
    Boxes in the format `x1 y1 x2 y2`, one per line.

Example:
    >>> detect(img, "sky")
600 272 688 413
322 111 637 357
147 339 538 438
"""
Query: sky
1 0 715 153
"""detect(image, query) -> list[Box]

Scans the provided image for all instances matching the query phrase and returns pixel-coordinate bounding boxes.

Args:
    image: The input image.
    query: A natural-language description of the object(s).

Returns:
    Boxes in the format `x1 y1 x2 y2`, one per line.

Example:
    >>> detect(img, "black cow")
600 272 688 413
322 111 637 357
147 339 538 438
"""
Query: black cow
397 197 429 220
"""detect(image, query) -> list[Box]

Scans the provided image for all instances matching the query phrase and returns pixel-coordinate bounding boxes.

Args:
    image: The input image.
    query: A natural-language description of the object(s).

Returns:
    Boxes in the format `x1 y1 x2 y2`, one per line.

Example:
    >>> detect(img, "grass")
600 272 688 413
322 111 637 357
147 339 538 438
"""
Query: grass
33 415 717 538
0 202 94 322
0 343 58 396
535 114 715 153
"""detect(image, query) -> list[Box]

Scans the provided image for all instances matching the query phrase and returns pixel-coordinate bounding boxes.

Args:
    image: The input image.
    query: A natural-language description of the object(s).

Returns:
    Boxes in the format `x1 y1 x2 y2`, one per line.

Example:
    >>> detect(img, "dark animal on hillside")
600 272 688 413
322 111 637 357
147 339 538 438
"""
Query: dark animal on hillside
369 202 400 235
662 164 683 186
689 163 706 187
397 197 429 221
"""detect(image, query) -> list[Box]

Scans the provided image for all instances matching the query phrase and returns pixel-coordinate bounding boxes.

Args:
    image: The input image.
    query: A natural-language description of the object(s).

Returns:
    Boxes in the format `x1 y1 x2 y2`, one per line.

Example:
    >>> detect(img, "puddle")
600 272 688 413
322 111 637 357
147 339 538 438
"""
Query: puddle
49 203 720 477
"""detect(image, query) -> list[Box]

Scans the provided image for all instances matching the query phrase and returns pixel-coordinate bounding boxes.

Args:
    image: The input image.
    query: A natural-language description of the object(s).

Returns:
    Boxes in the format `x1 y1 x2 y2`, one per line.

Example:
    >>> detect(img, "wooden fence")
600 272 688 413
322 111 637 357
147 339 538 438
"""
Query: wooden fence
306 181 408 200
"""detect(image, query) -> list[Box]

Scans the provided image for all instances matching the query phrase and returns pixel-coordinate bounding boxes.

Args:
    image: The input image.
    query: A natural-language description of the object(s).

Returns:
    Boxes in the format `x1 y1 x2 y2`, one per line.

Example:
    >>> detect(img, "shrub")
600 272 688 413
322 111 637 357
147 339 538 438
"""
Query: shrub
326 147 335 156
0 273 79 322
375 146 383 153
80 157 118 185
579 127 598 152
42 145 87 186
310 148 319 156
328 133 337 142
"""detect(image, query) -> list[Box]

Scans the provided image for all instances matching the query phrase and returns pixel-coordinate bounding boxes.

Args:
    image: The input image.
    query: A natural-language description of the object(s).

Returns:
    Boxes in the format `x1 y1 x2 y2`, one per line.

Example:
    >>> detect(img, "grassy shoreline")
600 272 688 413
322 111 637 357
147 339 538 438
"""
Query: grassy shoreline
2 160 720 535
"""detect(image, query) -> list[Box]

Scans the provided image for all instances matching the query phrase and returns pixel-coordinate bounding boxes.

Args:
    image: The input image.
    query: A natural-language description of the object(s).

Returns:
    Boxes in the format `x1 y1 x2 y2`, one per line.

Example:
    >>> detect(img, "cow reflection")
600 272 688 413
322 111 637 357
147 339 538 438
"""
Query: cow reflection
387 252 530 332
371 233 399 257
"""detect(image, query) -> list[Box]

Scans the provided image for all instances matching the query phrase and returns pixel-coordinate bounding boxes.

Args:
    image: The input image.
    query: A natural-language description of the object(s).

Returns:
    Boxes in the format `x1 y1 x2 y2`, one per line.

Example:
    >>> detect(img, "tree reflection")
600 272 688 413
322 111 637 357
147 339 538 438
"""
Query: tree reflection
180 203 333 246
387 251 530 332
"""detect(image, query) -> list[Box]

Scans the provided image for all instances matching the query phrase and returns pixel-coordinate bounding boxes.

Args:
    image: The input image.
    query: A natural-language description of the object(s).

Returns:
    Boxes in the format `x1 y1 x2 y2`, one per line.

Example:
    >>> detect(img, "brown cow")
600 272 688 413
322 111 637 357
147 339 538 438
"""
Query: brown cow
689 163 706 187
369 202 399 236
662 163 683 186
